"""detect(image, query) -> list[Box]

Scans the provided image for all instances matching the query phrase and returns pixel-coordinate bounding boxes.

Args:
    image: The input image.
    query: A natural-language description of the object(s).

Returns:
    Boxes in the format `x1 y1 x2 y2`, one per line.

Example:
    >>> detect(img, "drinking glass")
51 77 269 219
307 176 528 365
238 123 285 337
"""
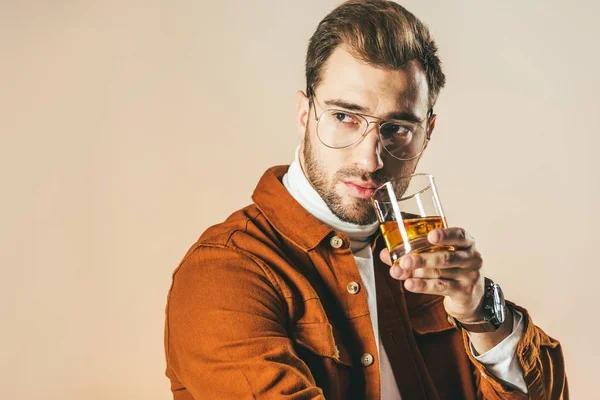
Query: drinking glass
371 173 452 265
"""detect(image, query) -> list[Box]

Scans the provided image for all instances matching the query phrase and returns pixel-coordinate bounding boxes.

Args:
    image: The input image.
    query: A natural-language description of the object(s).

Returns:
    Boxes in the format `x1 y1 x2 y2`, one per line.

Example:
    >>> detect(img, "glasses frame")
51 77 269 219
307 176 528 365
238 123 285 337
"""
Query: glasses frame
309 89 434 161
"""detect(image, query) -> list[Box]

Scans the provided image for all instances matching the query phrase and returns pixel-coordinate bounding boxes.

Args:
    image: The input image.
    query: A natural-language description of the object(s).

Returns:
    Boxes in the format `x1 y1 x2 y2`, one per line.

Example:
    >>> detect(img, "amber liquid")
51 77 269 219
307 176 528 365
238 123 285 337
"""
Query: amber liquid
380 216 452 263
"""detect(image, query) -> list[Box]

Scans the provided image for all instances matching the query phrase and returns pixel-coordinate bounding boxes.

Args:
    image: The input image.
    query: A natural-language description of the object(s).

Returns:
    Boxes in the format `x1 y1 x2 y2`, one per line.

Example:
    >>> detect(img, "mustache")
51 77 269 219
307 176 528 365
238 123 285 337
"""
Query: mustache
333 166 390 186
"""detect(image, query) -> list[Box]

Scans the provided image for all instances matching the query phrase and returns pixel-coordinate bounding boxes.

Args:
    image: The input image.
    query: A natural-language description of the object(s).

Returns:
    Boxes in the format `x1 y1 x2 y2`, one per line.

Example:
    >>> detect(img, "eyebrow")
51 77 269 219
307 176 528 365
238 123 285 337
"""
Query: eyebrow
323 98 425 124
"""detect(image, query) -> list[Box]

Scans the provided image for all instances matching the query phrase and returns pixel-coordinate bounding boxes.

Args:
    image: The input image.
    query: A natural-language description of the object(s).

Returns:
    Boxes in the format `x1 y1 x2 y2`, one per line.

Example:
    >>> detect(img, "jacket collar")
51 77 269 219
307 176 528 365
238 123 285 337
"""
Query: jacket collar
252 166 334 252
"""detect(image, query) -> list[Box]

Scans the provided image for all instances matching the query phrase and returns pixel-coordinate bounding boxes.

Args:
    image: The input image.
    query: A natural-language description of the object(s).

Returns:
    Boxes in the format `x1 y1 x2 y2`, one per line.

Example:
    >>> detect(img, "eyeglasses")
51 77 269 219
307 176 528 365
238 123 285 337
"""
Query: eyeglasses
310 91 432 161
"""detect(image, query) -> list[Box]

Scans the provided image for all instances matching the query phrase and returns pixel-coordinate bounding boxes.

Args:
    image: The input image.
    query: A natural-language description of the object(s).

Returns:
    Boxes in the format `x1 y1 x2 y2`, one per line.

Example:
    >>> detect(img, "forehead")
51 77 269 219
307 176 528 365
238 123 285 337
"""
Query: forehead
316 46 430 116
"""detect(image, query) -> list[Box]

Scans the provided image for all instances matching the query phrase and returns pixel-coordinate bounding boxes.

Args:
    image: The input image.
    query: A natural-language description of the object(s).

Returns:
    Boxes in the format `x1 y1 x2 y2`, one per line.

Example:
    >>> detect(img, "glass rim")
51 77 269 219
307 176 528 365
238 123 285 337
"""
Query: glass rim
372 173 434 202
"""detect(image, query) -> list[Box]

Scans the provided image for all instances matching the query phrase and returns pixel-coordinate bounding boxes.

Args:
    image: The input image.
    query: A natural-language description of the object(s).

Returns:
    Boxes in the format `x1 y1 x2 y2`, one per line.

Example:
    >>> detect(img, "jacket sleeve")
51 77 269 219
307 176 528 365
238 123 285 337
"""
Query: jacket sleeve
463 301 569 399
468 307 527 393
164 245 325 399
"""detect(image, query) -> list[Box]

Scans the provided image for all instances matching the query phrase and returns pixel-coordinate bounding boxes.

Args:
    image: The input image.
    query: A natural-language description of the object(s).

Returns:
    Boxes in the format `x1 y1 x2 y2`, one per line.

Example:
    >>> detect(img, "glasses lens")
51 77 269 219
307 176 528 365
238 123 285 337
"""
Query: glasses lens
380 121 426 160
317 110 367 148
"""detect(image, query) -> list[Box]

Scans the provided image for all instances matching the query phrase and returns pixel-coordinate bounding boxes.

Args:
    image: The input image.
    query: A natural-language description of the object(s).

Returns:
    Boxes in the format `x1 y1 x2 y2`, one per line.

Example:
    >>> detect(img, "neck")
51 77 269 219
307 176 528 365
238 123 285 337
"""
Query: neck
283 146 379 252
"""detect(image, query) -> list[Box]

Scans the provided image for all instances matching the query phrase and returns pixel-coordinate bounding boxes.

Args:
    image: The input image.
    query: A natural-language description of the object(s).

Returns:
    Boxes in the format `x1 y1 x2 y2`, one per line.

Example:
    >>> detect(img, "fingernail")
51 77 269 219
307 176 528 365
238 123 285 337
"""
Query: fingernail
391 266 401 278
429 230 442 243
401 256 414 269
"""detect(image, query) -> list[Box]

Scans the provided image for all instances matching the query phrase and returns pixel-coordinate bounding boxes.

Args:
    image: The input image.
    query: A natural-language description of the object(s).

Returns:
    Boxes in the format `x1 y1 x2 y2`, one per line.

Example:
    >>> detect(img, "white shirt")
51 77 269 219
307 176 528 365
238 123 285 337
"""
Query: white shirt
283 146 527 397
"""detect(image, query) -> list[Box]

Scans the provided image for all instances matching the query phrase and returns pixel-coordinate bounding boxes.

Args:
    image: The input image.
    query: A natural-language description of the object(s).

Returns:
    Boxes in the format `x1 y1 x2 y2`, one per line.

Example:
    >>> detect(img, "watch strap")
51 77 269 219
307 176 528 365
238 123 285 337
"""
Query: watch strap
447 315 500 333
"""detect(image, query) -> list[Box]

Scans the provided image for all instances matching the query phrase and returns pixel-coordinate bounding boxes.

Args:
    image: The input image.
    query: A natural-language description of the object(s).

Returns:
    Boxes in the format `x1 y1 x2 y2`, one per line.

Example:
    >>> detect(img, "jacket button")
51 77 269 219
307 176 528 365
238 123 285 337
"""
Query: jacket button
360 353 374 367
346 282 360 294
330 235 344 249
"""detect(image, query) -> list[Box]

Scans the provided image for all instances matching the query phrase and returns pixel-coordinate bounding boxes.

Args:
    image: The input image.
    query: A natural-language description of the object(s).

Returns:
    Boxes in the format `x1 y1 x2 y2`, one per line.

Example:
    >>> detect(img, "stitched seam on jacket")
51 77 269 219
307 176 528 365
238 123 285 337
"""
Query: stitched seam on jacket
224 207 260 246
195 243 303 398
165 241 205 358
252 201 327 252
226 209 319 305
202 242 291 304
165 240 290 363
166 244 289 398
407 296 444 315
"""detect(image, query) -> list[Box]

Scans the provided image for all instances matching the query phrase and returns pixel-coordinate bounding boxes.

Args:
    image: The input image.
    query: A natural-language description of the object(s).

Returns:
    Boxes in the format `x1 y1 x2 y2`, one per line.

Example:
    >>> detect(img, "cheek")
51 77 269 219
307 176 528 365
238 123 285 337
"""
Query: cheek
321 149 351 177
327 159 348 184
382 158 419 179
307 134 345 182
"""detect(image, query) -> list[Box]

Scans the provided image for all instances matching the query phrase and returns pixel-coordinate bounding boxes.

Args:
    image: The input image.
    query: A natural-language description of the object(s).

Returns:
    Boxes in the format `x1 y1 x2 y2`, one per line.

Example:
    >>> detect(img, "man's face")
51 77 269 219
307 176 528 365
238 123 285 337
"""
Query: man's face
296 46 436 225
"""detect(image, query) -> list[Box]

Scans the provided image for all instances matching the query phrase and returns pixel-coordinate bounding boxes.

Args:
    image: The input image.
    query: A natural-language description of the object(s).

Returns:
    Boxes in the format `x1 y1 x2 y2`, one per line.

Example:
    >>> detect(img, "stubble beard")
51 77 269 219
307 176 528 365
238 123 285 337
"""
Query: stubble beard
302 134 389 225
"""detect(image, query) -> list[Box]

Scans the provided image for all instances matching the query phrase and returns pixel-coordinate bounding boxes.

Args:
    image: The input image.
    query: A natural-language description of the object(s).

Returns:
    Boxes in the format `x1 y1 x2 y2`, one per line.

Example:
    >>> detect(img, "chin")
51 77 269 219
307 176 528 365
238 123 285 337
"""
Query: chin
323 184 377 225
335 197 377 226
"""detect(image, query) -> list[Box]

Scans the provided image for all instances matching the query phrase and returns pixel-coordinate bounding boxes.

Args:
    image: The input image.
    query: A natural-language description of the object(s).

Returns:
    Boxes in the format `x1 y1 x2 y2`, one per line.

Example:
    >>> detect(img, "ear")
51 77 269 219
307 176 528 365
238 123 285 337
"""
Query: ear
423 113 437 151
427 113 437 140
295 90 311 141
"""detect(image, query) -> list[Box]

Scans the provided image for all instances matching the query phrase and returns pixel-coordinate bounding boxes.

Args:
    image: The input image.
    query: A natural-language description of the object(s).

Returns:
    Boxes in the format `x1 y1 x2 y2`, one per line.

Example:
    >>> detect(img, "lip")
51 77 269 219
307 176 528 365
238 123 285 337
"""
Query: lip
344 180 379 189
343 181 378 199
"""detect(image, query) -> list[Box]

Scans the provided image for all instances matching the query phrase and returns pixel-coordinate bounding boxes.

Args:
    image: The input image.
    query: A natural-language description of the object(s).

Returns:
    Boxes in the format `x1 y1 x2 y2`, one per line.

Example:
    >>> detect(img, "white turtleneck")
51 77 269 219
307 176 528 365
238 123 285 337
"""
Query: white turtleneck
282 148 380 253
282 146 527 397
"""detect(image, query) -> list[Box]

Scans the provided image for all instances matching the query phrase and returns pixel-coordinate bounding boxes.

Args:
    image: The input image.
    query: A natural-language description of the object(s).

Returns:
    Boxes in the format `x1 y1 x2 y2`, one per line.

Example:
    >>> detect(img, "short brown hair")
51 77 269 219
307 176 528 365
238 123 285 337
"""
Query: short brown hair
306 0 445 108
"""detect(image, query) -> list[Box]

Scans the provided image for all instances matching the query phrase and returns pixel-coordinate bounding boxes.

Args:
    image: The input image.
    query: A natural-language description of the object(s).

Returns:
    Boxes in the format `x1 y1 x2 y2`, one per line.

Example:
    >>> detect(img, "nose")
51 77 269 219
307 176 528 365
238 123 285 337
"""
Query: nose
353 122 384 173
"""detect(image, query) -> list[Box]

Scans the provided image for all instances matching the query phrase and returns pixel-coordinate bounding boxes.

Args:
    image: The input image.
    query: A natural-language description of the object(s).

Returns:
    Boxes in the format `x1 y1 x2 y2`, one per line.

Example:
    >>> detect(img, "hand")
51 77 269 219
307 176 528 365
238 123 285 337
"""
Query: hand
380 227 485 322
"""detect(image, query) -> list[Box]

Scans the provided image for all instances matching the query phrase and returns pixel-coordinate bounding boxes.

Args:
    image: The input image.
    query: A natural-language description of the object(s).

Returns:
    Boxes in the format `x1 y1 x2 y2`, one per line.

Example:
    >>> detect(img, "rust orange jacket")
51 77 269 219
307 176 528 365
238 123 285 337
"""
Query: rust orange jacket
164 166 568 399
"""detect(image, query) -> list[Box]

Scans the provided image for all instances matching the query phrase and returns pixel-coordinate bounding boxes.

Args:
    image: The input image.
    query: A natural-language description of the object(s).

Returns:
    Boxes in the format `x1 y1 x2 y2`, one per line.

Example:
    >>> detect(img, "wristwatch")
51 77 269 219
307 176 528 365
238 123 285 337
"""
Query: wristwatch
447 277 507 333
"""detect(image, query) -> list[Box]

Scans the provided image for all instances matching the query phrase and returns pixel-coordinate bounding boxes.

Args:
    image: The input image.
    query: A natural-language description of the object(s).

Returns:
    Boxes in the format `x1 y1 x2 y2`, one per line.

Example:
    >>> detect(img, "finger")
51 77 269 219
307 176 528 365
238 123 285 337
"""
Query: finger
383 248 412 280
389 263 412 280
404 278 461 296
428 227 474 249
410 266 481 283
379 248 393 266
399 249 474 270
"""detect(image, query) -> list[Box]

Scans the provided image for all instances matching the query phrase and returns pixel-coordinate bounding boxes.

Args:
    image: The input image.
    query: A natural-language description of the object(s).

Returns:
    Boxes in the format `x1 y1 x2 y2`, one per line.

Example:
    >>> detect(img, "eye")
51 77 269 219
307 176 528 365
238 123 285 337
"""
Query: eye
334 112 356 124
381 123 414 141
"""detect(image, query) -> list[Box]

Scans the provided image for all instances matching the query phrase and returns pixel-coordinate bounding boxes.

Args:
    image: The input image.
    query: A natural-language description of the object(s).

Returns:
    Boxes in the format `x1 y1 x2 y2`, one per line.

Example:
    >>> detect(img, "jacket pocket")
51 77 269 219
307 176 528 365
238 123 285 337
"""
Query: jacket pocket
410 298 456 335
293 322 353 366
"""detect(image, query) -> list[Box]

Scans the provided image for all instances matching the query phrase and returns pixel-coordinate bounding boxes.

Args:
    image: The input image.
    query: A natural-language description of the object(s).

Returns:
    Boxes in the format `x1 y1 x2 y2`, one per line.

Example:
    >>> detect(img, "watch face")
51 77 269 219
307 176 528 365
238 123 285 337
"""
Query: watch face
492 284 506 324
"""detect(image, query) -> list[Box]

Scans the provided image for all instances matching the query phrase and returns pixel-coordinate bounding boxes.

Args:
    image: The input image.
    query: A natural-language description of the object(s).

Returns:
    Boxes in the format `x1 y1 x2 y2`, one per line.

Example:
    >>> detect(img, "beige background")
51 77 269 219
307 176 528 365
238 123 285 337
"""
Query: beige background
1 0 598 398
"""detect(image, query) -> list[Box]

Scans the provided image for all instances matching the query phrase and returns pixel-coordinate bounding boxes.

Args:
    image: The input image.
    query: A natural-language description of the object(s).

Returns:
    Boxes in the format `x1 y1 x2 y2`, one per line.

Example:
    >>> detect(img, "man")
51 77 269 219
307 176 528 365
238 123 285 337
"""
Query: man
164 1 567 398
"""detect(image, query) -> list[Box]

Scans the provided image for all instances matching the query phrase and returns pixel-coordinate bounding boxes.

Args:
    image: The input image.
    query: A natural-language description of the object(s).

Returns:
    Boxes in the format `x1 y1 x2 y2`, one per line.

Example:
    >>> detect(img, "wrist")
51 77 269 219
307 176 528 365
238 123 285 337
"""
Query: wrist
448 292 486 323
447 278 507 333
456 300 485 323
467 306 513 349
